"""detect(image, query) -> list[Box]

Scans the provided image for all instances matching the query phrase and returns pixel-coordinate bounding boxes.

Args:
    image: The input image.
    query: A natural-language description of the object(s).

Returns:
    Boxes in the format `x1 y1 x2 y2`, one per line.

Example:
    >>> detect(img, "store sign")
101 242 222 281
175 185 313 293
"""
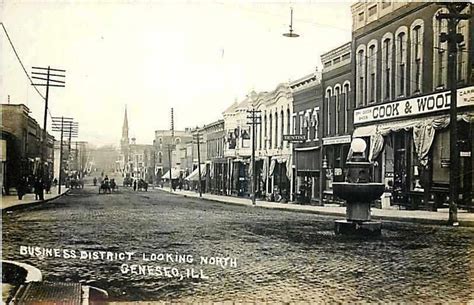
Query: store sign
283 134 307 142
460 151 471 157
323 135 351 145
354 86 474 124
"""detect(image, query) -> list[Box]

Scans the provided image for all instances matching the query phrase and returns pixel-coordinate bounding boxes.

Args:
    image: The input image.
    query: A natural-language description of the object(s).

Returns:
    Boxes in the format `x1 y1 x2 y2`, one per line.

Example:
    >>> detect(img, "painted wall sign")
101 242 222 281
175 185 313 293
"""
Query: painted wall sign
354 86 474 124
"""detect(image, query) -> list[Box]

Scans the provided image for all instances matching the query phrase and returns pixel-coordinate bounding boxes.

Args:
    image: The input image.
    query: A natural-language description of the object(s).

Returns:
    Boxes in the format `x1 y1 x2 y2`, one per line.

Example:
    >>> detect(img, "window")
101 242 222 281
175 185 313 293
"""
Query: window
341 53 350 61
358 11 364 22
368 5 377 16
368 43 377 104
274 111 278 149
292 114 297 134
457 20 469 84
333 57 341 64
259 114 263 150
176 138 181 144
395 28 407 97
343 83 350 133
324 61 332 68
286 109 291 147
381 34 393 100
335 86 341 133
382 0 391 9
312 109 319 140
264 114 267 149
280 110 284 148
326 88 332 135
269 113 272 148
433 10 448 89
411 21 424 94
158 152 162 163
356 45 366 107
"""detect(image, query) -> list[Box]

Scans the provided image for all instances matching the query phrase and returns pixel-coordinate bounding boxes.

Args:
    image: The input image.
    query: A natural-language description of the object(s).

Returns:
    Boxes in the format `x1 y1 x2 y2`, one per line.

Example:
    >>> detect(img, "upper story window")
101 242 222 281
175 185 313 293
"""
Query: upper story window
343 82 350 133
175 138 181 144
410 20 424 94
457 19 469 84
381 33 393 101
395 27 407 97
433 10 448 90
324 61 332 68
382 0 391 9
356 45 366 107
341 53 350 61
367 42 377 104
334 85 341 134
333 57 341 65
358 11 364 22
368 5 377 16
158 152 162 163
311 108 319 140
325 88 332 135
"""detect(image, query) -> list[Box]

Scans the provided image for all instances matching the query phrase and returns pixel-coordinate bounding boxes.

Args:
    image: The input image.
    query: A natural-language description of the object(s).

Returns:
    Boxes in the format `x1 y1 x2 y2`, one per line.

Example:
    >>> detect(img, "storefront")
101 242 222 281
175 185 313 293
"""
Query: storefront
353 87 474 210
322 135 351 203
295 147 321 203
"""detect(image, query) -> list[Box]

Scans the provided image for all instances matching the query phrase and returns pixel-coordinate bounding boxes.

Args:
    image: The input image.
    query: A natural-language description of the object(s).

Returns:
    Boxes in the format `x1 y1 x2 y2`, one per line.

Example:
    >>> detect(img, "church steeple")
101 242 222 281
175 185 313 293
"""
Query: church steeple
121 106 129 143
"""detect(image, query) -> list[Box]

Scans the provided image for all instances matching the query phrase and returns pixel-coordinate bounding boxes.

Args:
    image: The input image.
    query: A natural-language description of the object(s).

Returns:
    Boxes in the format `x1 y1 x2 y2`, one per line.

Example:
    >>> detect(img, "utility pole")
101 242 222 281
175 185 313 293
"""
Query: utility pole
247 108 262 205
169 108 174 192
436 3 470 226
194 129 204 197
31 66 65 179
52 116 73 194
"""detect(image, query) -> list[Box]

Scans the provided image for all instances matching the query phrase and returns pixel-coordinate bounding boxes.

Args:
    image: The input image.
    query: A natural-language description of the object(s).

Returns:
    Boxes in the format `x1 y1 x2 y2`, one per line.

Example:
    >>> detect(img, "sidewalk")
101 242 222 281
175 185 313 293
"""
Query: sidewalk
1 186 70 211
158 188 474 227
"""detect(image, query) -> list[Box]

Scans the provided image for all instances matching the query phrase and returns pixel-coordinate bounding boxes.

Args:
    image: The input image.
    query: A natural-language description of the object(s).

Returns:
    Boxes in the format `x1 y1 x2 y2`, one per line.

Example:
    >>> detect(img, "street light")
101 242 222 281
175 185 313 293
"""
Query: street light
283 7 300 38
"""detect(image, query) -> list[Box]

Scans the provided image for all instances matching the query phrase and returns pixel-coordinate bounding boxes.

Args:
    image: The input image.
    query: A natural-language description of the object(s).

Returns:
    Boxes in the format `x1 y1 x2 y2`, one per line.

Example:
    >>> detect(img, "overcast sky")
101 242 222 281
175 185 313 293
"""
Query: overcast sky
1 1 352 146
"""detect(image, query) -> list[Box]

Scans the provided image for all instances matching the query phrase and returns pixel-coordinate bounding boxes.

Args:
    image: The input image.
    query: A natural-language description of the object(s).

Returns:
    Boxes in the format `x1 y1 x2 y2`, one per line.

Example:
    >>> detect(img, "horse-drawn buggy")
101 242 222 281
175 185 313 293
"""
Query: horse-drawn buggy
137 179 148 191
99 178 118 194
123 176 133 187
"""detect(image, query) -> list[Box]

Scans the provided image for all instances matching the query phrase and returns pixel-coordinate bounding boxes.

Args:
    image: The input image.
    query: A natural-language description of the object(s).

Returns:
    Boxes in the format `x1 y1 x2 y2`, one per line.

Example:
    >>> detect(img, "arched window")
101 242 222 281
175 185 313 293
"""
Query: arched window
343 82 350 133
158 152 162 163
381 33 393 101
325 87 332 135
159 138 162 145
334 85 341 134
356 45 366 107
280 109 284 148
367 40 377 104
286 108 291 147
433 9 448 89
175 138 181 144
263 113 267 150
269 113 272 148
259 112 263 150
410 20 424 94
457 17 469 84
395 27 408 97
274 111 278 149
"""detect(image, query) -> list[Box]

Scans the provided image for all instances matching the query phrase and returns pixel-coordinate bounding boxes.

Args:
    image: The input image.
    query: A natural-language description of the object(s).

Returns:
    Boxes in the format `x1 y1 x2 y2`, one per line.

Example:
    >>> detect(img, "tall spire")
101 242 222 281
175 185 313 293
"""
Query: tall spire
121 105 129 142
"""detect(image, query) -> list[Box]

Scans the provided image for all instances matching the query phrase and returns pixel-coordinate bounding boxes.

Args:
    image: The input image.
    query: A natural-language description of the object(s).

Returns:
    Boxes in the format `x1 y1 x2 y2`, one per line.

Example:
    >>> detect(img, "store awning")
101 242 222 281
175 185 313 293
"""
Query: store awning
184 165 206 181
161 168 181 180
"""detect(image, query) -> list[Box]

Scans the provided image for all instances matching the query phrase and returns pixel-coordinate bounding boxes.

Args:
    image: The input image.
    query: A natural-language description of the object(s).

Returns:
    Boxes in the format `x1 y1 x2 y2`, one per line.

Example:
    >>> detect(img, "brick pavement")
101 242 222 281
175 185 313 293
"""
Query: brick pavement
2 187 474 303
158 188 474 226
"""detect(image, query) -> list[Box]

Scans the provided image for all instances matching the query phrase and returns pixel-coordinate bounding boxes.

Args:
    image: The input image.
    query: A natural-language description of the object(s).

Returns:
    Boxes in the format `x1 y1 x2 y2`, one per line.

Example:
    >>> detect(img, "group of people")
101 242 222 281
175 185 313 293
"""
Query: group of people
16 176 55 201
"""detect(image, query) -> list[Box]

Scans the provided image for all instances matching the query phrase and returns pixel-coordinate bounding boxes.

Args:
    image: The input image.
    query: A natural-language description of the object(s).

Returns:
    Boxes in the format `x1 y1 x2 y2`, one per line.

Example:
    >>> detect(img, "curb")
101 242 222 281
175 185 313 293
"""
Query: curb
160 189 474 227
1 189 70 213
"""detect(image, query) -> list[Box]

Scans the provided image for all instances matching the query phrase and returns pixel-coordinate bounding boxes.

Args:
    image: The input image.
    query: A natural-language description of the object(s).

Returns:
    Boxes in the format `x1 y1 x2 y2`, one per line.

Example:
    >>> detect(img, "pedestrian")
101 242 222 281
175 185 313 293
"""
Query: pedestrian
16 176 27 200
53 178 58 187
34 177 44 200
133 179 137 191
45 178 52 194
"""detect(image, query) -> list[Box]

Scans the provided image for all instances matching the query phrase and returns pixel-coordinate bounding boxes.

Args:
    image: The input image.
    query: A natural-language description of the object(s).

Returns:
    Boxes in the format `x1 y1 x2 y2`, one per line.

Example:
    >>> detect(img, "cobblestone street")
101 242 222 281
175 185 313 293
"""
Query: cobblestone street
2 186 474 302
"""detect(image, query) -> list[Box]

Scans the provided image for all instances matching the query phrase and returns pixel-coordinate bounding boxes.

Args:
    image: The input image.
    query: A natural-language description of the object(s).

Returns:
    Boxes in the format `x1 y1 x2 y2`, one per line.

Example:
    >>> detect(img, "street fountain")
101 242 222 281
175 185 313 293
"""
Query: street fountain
332 138 385 236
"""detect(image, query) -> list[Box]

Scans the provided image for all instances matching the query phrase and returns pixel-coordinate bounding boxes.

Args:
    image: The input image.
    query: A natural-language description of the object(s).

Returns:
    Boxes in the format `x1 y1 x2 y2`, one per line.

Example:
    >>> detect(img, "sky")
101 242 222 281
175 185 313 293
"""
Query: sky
1 1 352 146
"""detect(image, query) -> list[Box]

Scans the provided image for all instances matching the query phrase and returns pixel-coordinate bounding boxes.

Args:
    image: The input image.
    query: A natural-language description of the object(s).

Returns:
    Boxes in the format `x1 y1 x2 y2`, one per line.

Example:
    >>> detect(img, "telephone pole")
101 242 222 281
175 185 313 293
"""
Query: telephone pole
52 116 73 194
247 108 262 205
193 129 204 197
31 66 65 179
436 3 470 226
168 108 174 192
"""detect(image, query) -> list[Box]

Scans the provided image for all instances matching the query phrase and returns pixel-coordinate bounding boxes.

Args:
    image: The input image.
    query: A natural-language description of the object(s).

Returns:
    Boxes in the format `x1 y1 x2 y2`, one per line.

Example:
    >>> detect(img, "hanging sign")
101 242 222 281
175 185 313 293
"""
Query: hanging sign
283 134 307 142
354 86 474 124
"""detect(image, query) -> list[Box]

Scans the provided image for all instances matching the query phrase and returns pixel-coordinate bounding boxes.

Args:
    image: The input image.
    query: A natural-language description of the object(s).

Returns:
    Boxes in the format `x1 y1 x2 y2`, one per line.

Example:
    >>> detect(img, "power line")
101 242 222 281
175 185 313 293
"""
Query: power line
1 22 45 101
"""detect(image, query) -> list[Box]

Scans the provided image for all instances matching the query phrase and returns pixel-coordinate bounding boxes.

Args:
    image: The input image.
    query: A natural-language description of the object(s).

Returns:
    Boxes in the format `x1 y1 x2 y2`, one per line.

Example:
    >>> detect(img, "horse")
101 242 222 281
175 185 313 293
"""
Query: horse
99 180 111 194
110 179 117 192
137 179 148 191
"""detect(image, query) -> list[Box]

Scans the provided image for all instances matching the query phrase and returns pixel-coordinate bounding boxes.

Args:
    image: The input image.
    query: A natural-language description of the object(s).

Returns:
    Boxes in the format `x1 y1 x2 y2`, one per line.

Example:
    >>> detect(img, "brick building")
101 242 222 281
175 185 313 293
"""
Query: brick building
350 2 473 210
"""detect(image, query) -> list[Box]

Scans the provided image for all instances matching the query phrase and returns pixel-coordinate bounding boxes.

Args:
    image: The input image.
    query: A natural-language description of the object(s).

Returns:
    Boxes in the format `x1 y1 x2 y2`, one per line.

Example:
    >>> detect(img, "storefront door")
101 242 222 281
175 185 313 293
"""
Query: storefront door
393 132 409 205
